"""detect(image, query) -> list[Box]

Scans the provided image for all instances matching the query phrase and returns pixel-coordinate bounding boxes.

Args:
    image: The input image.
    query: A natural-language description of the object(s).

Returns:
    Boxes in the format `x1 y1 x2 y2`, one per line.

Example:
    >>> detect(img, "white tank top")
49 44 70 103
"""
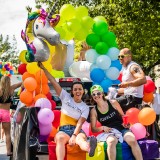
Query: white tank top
122 61 144 98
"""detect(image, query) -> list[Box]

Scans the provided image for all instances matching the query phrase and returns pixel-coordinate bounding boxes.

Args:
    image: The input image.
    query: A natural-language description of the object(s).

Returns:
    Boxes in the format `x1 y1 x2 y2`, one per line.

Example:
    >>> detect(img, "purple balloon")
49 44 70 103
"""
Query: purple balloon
35 98 52 109
39 123 52 136
39 134 49 142
38 108 54 125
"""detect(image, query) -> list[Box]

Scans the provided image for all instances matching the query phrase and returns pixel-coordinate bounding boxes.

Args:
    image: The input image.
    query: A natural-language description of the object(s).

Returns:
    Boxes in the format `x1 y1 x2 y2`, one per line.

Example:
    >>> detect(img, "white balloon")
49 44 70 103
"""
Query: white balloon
90 64 99 72
105 67 120 80
85 49 99 63
107 47 120 61
96 55 111 70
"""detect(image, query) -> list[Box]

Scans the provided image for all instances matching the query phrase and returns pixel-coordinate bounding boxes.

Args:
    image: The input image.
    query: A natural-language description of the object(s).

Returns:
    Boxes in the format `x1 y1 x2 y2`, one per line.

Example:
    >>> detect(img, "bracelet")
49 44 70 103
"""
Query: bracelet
72 134 77 137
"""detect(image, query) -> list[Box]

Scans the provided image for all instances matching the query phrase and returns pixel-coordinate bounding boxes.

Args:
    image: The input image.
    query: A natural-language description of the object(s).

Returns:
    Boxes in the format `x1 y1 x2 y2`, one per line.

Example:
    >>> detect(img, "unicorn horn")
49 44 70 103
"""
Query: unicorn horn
47 0 58 19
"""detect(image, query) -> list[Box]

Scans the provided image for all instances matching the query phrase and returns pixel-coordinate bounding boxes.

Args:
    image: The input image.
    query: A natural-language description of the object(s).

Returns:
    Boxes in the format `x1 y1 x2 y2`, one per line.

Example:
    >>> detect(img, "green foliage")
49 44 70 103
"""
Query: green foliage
35 0 160 75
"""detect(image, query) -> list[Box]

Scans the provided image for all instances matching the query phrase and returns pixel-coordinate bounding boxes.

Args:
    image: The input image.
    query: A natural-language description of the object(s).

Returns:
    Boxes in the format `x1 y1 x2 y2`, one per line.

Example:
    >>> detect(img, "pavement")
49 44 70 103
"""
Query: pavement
0 140 10 160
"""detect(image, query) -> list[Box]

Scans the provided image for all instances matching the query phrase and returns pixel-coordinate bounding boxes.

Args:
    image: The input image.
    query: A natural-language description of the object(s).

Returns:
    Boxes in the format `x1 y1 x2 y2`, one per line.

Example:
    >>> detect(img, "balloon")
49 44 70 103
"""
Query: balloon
74 28 88 41
95 42 109 55
55 26 66 39
146 76 152 81
93 21 108 35
96 55 111 70
126 108 140 124
19 50 28 64
86 33 100 48
138 108 156 126
67 18 81 33
35 98 52 109
50 100 56 110
38 108 54 125
130 123 146 140
85 49 99 63
143 92 154 103
82 121 90 136
94 16 107 23
110 60 122 71
60 4 75 21
34 94 47 103
81 16 94 30
75 6 88 18
39 123 52 136
144 80 156 93
90 64 99 72
35 70 48 84
50 69 65 78
100 79 113 93
89 121 102 136
90 68 105 83
49 126 57 138
52 110 61 129
107 47 120 61
18 63 27 75
39 135 49 142
26 62 40 74
20 90 33 104
105 67 120 80
24 77 37 92
46 92 52 100
117 72 122 82
22 72 35 81
101 32 116 47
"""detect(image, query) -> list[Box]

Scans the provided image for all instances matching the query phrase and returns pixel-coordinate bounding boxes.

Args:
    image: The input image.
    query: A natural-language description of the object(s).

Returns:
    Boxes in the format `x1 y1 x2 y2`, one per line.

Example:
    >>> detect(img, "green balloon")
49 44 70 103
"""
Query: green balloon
95 42 109 55
86 33 100 47
101 31 116 46
94 16 107 23
93 21 108 35
81 16 94 30
55 26 66 40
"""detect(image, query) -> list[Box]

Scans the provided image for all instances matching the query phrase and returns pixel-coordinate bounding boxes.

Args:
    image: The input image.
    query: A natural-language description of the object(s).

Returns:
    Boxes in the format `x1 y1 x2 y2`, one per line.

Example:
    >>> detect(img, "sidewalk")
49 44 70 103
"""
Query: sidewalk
0 141 9 160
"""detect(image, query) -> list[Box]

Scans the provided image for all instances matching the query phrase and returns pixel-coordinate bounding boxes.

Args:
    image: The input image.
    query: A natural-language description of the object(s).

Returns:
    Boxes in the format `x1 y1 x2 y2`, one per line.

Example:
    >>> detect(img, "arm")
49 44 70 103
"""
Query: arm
119 64 146 88
11 82 22 91
38 62 62 96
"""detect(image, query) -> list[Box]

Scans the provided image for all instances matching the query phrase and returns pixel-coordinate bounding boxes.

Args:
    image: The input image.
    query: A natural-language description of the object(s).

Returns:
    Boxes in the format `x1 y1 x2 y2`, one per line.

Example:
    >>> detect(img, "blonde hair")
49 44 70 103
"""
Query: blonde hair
0 76 11 102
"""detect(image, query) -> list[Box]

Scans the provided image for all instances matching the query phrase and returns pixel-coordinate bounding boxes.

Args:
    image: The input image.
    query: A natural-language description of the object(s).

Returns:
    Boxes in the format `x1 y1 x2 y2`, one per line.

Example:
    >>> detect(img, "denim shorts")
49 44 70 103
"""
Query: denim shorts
59 125 85 137
121 128 132 136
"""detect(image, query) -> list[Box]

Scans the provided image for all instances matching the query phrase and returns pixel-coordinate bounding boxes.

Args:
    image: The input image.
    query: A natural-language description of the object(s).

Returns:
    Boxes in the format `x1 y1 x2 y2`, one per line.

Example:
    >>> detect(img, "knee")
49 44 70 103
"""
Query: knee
56 135 66 144
126 138 137 147
107 139 117 148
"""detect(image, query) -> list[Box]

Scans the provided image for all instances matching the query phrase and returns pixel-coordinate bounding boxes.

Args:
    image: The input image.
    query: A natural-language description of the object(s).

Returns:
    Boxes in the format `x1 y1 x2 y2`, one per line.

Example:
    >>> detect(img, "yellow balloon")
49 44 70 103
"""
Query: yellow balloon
26 62 40 74
94 16 107 23
42 61 52 72
50 69 65 78
75 6 88 19
19 50 28 64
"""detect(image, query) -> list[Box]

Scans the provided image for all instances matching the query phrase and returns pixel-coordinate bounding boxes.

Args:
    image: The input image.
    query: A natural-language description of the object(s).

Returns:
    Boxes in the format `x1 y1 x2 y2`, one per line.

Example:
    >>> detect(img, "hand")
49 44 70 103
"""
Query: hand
118 82 129 88
68 136 76 146
103 126 112 133
122 123 130 128
37 61 45 70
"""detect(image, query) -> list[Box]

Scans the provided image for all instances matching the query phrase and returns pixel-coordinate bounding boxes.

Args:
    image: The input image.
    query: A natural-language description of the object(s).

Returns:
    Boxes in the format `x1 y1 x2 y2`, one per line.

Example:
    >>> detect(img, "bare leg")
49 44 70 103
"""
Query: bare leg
76 133 89 151
2 122 11 155
124 132 143 160
106 135 118 160
54 132 70 160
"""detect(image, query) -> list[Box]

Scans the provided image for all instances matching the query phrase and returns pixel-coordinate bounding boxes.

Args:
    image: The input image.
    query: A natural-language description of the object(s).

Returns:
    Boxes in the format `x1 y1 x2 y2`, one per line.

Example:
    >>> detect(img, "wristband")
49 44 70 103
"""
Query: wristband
72 134 77 137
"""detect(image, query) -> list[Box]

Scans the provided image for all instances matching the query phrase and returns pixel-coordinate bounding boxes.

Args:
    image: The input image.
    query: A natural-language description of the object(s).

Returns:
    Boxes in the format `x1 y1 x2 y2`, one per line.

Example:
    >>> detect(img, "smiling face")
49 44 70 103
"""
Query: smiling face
91 90 103 102
72 83 84 103
118 48 132 67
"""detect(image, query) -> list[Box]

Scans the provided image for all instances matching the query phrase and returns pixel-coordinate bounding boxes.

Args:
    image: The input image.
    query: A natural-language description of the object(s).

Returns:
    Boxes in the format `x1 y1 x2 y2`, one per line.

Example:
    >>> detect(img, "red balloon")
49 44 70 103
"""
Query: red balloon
18 63 27 75
144 80 155 93
46 92 52 100
50 100 56 110
117 72 122 82
126 108 140 124
89 121 102 136
52 110 61 129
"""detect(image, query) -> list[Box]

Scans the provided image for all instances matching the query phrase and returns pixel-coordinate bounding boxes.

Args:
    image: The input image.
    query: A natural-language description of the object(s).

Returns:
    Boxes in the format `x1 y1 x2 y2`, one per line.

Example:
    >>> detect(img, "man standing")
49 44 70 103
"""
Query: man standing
116 48 147 113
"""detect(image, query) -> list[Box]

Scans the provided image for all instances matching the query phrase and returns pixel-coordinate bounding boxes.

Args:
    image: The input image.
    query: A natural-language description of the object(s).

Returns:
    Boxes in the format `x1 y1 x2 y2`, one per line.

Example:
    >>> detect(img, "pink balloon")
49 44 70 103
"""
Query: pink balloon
35 98 52 109
38 108 54 125
130 123 146 140
82 121 90 136
39 123 52 136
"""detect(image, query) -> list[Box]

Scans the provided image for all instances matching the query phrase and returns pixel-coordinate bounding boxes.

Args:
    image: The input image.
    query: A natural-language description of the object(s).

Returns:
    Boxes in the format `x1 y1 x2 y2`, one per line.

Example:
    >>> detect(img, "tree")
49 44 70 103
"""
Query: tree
35 0 160 75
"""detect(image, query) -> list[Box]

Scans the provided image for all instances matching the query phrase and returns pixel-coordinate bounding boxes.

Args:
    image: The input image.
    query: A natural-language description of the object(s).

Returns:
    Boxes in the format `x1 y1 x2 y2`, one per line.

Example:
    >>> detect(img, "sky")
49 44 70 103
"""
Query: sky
0 0 37 52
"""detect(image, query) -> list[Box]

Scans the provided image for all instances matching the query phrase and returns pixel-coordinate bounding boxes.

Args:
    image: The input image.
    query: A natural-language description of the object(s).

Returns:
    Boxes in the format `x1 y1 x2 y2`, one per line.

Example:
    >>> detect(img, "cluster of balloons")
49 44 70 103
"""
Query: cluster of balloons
143 76 156 103
0 61 15 77
55 4 94 41
85 20 122 92
125 107 156 140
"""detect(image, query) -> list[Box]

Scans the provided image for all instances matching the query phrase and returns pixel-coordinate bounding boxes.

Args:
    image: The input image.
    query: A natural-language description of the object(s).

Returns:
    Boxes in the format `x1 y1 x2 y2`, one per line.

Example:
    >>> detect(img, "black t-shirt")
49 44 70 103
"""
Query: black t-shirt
95 100 124 131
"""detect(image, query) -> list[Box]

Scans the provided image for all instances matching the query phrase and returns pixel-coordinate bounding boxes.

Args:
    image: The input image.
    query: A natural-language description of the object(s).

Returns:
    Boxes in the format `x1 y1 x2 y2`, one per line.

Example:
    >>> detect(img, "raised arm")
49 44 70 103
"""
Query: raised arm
38 62 62 96
11 82 22 91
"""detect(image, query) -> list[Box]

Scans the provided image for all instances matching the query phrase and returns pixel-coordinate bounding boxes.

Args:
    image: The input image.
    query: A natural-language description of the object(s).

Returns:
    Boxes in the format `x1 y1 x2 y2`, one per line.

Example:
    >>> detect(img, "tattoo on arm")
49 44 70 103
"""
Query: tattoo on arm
133 67 141 74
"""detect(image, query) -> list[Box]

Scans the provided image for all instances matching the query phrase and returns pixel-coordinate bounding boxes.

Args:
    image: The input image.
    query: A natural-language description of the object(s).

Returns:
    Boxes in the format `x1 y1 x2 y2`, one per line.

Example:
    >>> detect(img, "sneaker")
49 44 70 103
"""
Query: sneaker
88 136 97 157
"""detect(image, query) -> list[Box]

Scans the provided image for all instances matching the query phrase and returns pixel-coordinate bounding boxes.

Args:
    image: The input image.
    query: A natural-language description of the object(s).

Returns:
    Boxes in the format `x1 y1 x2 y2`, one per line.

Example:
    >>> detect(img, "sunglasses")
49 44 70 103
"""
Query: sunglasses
92 92 102 97
118 54 129 59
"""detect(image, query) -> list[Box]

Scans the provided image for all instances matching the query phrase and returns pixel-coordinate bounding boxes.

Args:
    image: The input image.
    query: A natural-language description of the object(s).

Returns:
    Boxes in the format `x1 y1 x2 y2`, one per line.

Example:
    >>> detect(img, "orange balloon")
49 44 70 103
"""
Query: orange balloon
35 70 48 84
35 84 50 95
20 90 33 104
24 77 37 92
49 126 57 138
143 92 154 103
22 72 35 81
126 108 140 124
34 94 47 103
138 108 156 126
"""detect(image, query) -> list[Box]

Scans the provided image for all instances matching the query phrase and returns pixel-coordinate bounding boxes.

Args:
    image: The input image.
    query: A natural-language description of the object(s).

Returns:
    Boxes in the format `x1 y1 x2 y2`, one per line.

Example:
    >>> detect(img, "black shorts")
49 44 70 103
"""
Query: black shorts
116 95 142 113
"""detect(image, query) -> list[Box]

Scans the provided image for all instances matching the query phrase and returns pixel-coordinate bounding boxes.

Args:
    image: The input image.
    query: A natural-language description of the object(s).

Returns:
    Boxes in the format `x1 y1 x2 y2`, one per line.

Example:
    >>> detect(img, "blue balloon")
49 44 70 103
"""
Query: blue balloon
100 78 113 93
90 68 105 83
112 80 121 85
111 60 122 71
